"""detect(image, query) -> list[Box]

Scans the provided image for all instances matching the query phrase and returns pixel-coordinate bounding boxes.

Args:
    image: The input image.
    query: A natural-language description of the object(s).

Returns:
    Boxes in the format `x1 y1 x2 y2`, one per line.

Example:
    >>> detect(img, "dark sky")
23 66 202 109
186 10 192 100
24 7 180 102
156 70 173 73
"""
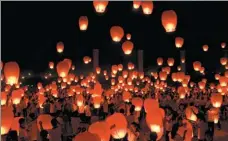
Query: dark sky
2 1 228 76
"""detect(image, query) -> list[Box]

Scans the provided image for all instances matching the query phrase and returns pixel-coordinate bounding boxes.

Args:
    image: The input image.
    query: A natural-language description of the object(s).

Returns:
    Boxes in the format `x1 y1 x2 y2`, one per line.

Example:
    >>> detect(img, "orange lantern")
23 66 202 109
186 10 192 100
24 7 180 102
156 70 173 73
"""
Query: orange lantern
71 65 75 70
175 37 184 48
178 86 186 99
215 74 220 80
106 113 127 139
141 1 153 15
167 58 174 66
211 93 223 108
177 66 181 71
73 131 101 141
38 94 47 108
118 64 123 71
157 57 163 66
122 41 134 55
133 1 141 9
122 91 132 102
1 91 7 105
93 1 108 14
219 76 227 86
159 71 167 81
161 10 177 33
122 70 128 78
49 62 54 69
76 94 84 107
37 114 53 131
203 44 209 52
193 61 201 71
12 89 24 104
4 62 20 86
146 108 164 140
198 81 206 90
56 61 70 78
96 67 101 74
93 96 103 109
56 41 64 53
221 42 226 49
37 82 43 90
110 26 124 42
79 16 88 31
144 98 159 113
1 106 14 135
128 62 135 70
63 58 72 69
185 106 198 122
126 33 131 40
220 57 227 65
83 56 92 64
88 121 110 141
132 97 143 111
181 57 185 63
10 117 23 135
200 67 205 73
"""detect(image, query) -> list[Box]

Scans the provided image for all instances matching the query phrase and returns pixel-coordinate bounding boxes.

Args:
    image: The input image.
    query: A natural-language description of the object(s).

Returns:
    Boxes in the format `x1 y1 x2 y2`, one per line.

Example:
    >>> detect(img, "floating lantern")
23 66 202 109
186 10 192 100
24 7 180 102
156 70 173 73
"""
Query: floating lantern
161 10 177 33
211 93 223 108
93 1 108 14
4 62 20 86
203 44 209 52
122 41 134 55
110 26 124 42
79 16 88 31
88 121 110 141
193 61 201 71
126 33 131 40
141 1 153 15
56 41 64 53
221 42 226 49
49 62 54 69
220 57 227 65
83 56 92 64
175 37 184 48
1 106 14 135
157 57 163 66
132 97 143 111
133 1 141 9
167 58 174 66
56 61 70 78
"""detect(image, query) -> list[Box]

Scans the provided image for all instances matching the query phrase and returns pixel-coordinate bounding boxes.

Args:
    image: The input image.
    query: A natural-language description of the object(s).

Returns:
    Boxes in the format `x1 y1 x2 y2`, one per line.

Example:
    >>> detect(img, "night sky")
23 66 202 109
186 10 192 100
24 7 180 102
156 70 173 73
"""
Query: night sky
2 1 228 77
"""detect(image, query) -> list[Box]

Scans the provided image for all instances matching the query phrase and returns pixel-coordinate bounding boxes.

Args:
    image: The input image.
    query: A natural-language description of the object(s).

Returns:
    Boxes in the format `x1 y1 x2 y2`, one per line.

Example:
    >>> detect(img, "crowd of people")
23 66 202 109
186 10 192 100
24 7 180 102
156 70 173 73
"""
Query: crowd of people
2 84 228 141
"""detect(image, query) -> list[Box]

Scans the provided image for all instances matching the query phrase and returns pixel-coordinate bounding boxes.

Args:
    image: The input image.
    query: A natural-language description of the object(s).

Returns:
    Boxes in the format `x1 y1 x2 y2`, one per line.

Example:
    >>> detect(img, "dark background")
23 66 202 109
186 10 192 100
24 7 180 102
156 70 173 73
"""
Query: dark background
2 1 228 79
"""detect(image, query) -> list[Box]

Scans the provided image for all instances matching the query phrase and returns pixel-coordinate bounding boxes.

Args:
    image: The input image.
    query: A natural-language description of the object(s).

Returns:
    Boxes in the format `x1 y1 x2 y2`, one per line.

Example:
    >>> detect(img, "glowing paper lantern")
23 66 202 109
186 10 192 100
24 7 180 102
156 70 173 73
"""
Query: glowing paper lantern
122 41 134 55
37 114 53 131
144 98 159 113
132 97 143 111
118 64 123 71
215 74 220 80
56 41 64 53
79 16 89 31
56 61 70 78
1 106 14 135
141 1 153 15
93 96 102 109
161 10 177 33
49 62 54 69
1 91 7 105
198 81 206 90
211 93 223 108
220 57 227 65
181 57 185 63
63 58 72 69
4 62 20 86
93 1 109 14
175 37 184 48
159 71 167 81
219 76 227 86
178 86 186 99
185 106 198 122
88 121 110 141
133 1 141 9
12 89 24 104
83 56 92 64
167 58 174 66
10 117 23 135
122 91 132 102
157 57 163 66
73 132 101 141
146 108 164 140
203 45 209 52
193 61 201 71
110 26 124 42
221 42 226 49
106 113 127 139
126 33 131 40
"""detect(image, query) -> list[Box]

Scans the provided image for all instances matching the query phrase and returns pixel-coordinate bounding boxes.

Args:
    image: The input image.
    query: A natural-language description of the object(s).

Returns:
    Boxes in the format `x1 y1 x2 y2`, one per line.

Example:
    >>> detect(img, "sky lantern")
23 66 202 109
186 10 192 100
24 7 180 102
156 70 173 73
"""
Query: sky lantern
208 108 220 124
181 57 185 63
76 94 84 107
185 106 198 122
110 26 124 42
178 86 186 99
167 58 174 66
126 33 131 40
157 57 163 66
128 62 135 70
132 97 143 111
73 132 101 141
175 37 184 48
177 66 181 71
144 98 159 113
198 81 206 90
199 67 205 74
220 57 227 65
4 61 20 86
141 1 153 15
93 96 103 108
10 117 23 135
12 89 24 104
122 41 134 55
1 92 7 105
38 94 46 108
203 44 209 52
159 71 167 81
93 1 108 14
219 76 227 86
56 61 70 78
71 65 75 70
83 56 92 64
37 114 53 131
221 42 226 49
96 67 101 74
63 58 72 69
111 65 118 74
118 64 123 71
37 82 43 90
122 70 128 78
1 106 14 135
133 1 141 9
56 41 64 53
49 61 54 69
106 113 128 139
215 74 220 80
79 16 88 31
193 61 201 71
211 93 223 108
146 108 164 140
123 91 132 102
161 10 177 33
88 121 110 141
